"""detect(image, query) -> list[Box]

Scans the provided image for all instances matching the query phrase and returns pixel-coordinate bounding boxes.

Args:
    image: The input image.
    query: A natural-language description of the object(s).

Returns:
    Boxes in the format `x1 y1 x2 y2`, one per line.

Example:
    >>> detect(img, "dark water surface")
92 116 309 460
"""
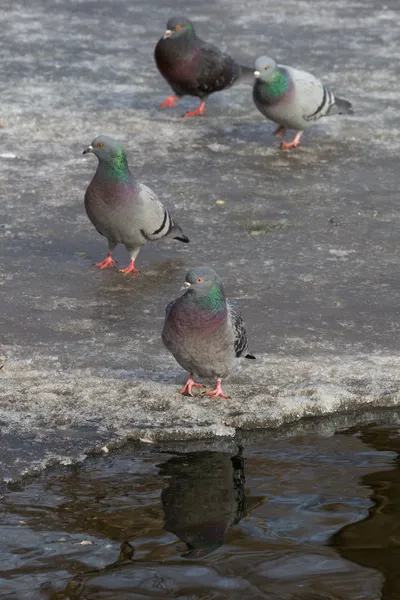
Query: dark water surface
1 420 400 599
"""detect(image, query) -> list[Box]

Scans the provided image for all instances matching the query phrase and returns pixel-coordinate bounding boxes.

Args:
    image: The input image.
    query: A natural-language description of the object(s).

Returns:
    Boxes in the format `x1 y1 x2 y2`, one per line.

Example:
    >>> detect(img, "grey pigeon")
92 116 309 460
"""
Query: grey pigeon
162 266 255 398
154 15 253 117
82 135 189 274
253 55 354 149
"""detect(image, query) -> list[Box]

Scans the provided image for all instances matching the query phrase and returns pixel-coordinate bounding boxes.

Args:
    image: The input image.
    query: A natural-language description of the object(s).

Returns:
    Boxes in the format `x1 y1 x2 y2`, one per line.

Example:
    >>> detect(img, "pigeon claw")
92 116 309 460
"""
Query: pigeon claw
119 260 140 275
280 131 303 150
203 379 230 399
183 101 206 118
160 95 179 109
180 374 205 396
280 140 301 149
94 253 117 269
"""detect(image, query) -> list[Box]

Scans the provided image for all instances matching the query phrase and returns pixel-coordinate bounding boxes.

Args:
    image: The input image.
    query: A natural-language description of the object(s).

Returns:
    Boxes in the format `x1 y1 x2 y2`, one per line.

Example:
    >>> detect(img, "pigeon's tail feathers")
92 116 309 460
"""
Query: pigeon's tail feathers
170 222 190 243
329 96 354 116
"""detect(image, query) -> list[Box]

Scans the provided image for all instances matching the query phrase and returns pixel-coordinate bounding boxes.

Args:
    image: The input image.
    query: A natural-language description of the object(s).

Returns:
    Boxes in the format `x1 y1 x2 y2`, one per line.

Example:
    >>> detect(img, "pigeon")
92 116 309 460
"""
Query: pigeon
253 55 354 149
82 135 189 274
162 266 255 398
154 15 253 117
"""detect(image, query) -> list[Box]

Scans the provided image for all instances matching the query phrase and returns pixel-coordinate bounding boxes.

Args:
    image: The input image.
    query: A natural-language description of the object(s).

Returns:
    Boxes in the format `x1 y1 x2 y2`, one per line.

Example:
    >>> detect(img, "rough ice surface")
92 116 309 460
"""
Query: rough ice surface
1 0 400 481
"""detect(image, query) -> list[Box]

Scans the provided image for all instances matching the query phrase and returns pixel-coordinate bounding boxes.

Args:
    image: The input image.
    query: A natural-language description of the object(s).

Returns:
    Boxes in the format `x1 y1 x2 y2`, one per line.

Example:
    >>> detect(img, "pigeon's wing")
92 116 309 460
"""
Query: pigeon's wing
285 65 336 122
137 183 174 241
195 39 240 94
165 299 175 317
228 304 254 359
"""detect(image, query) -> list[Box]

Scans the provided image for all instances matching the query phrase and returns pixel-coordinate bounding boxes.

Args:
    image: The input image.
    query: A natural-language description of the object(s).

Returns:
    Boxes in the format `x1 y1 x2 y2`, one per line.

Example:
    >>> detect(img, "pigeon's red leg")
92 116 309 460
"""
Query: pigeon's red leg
119 260 140 275
281 130 303 149
160 95 179 109
95 253 116 269
273 125 285 138
203 379 230 399
180 373 205 396
183 101 206 118
120 247 140 274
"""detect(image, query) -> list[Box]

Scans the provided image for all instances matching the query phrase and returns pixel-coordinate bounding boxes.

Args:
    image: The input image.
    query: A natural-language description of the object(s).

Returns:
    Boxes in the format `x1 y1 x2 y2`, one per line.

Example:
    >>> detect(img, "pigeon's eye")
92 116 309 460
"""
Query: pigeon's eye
264 66 269 70
175 25 182 31
97 142 103 148
197 277 204 283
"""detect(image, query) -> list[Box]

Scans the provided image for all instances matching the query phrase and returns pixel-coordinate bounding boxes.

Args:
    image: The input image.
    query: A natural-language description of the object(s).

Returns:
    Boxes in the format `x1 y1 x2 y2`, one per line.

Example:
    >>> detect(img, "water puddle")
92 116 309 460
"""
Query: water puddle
1 421 400 599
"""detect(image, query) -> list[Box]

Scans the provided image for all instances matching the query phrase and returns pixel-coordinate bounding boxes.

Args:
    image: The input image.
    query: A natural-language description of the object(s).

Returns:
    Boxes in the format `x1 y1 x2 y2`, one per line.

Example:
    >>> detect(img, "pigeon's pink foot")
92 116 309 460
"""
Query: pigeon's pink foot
95 253 116 269
119 260 140 275
180 373 205 396
160 95 179 109
183 101 206 117
273 125 285 138
280 131 303 149
203 379 230 399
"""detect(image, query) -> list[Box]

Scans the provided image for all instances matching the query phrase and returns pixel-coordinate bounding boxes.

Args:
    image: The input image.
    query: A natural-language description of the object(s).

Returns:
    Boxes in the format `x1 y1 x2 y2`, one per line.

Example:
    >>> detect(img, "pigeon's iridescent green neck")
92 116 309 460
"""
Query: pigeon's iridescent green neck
107 148 130 182
259 68 290 101
198 283 226 313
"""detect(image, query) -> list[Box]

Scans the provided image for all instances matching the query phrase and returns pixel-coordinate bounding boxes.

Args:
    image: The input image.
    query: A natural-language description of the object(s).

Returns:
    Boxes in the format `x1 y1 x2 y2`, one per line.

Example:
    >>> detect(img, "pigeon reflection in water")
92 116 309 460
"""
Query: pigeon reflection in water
159 446 258 559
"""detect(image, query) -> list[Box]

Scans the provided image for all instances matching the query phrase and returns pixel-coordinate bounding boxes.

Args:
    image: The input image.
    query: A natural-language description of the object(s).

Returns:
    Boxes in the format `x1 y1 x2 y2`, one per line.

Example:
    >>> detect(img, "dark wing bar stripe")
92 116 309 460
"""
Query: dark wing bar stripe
152 207 168 236
305 85 327 121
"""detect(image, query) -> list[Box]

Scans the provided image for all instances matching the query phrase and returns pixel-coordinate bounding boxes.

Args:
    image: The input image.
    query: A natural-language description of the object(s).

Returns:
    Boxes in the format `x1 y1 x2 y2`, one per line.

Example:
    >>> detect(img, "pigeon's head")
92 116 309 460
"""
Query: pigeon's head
163 16 195 40
254 56 277 82
181 266 223 297
83 135 125 163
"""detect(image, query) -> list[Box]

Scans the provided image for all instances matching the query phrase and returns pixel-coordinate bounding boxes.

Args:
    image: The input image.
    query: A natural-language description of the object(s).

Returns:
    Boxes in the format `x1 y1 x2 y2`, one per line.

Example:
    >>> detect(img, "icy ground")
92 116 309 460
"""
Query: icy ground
1 0 400 481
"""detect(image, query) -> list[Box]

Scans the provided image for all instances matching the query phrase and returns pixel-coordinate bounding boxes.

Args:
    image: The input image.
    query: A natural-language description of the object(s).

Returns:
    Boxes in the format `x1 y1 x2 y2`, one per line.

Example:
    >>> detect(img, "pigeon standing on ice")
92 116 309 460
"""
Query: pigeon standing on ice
154 15 253 117
82 135 189 274
253 55 354 149
162 266 255 399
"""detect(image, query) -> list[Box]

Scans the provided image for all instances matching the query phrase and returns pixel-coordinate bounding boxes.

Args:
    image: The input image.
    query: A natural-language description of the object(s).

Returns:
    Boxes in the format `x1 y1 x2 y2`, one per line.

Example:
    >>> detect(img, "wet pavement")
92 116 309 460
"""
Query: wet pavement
1 0 400 479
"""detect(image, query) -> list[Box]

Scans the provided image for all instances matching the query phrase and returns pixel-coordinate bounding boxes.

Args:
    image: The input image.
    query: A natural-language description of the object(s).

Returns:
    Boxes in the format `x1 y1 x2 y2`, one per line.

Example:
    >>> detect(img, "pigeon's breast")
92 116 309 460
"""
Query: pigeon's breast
156 42 199 84
164 303 236 379
253 77 307 130
85 179 141 245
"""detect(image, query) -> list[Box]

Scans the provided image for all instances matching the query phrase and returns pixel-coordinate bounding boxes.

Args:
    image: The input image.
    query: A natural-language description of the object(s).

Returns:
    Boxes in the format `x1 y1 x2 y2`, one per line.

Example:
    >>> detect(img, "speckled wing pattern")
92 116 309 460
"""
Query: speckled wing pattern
228 304 255 359
195 39 241 95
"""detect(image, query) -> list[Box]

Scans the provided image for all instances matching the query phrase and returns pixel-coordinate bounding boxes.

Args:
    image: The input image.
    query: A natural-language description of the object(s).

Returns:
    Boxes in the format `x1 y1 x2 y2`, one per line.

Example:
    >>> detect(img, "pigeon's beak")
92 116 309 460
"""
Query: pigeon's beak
180 281 191 292
163 29 172 39
83 145 94 155
253 70 260 78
